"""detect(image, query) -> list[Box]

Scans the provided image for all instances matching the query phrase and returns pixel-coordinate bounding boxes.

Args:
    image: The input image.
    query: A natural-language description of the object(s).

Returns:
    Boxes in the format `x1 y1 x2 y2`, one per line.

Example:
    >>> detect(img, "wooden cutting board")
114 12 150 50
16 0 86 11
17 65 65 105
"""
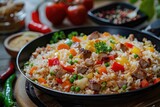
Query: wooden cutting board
14 74 37 107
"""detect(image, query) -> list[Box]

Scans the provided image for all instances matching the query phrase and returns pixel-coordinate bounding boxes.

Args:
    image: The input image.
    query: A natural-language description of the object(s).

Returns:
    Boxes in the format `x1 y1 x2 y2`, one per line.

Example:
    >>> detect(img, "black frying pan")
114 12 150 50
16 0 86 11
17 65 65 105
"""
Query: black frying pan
16 26 160 106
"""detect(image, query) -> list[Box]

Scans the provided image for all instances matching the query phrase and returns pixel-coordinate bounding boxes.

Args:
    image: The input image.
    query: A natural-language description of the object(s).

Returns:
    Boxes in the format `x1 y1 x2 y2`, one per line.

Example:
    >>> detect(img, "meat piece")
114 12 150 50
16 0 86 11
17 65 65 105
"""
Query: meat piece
88 31 101 40
128 34 134 41
80 48 92 59
77 65 88 74
117 80 127 88
89 80 101 91
132 66 146 79
139 59 150 68
85 58 94 66
120 43 128 52
55 66 66 78
71 42 81 49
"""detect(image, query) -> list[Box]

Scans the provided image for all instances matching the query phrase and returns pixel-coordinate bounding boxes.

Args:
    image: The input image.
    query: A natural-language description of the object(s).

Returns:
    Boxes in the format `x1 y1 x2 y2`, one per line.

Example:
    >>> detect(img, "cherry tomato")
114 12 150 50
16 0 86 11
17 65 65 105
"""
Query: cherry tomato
67 5 87 25
45 3 66 25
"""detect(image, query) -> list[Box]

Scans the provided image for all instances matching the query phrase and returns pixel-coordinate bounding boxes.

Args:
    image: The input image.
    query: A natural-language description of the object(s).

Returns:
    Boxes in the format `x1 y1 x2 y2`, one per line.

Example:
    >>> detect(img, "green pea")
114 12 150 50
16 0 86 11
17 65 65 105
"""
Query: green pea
122 85 127 90
107 46 112 52
70 77 75 83
68 60 74 65
134 54 139 58
105 62 110 67
50 71 55 76
72 74 77 79
65 39 73 46
101 81 107 87
75 86 80 92
70 86 75 91
78 75 83 80
74 60 78 63
69 54 73 59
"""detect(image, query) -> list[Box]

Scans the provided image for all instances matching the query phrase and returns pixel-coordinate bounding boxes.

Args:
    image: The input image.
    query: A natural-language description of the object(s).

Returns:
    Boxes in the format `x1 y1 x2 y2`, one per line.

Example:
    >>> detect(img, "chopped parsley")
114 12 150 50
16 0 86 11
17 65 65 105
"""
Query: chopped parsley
94 41 112 54
50 31 66 43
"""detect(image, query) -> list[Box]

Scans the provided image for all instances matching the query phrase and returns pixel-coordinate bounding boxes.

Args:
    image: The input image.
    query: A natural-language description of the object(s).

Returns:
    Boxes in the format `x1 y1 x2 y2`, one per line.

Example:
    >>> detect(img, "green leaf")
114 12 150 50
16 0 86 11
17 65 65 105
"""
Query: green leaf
129 0 138 4
156 5 160 18
140 0 155 20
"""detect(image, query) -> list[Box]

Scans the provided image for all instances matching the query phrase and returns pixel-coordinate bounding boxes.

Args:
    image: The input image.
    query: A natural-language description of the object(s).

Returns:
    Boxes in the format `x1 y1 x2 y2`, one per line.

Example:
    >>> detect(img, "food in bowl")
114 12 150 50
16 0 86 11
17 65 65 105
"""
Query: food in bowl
94 6 140 24
23 31 160 94
4 31 42 57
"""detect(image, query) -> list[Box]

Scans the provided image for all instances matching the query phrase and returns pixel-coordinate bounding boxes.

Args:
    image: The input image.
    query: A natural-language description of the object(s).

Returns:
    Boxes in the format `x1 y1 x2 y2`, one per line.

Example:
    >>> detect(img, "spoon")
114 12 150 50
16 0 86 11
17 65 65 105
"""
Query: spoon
127 8 139 19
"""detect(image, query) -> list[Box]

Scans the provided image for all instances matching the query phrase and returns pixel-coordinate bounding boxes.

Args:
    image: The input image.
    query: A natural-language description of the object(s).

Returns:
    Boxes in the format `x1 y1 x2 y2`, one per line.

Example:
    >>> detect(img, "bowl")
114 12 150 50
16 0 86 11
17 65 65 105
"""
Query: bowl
88 2 148 27
17 26 160 106
4 31 43 58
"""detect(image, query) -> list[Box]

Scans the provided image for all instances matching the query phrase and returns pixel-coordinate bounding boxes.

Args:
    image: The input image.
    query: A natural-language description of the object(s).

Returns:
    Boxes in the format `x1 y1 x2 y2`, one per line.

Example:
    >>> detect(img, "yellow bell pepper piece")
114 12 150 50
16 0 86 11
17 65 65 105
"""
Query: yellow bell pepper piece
116 57 129 65
85 40 95 52
131 46 141 56
146 47 155 52
82 35 87 40
86 73 93 79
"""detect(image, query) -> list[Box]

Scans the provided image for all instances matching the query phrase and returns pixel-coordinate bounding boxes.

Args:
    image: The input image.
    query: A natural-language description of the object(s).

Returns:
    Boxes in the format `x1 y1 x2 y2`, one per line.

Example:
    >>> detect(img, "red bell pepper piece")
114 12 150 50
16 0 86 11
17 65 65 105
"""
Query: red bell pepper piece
61 65 75 73
56 78 62 84
48 58 60 66
28 21 52 34
111 62 124 72
109 55 116 60
96 60 103 65
124 42 133 48
154 78 160 84
31 10 42 24
141 79 149 88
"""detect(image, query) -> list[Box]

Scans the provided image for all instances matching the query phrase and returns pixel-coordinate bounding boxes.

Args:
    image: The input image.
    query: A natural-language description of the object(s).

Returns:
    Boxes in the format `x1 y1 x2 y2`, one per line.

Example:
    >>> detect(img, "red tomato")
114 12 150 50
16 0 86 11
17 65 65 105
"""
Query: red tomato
67 5 87 25
74 0 94 11
81 0 94 11
48 58 60 66
45 3 66 25
111 62 125 72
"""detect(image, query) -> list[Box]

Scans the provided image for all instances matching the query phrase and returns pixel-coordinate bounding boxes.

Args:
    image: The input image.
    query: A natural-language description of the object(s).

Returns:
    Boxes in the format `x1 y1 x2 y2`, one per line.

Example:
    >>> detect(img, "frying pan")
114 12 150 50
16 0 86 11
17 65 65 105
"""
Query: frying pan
16 26 160 106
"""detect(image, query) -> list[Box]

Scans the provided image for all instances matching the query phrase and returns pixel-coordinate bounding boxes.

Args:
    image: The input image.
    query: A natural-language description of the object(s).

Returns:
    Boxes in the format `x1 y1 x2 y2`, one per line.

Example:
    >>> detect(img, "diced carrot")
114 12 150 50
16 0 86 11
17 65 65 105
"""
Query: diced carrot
98 66 107 75
57 43 70 50
95 39 100 42
61 64 75 73
102 32 111 36
29 66 37 75
141 79 149 88
72 36 81 42
38 78 47 84
62 80 71 92
70 48 77 56
154 78 160 84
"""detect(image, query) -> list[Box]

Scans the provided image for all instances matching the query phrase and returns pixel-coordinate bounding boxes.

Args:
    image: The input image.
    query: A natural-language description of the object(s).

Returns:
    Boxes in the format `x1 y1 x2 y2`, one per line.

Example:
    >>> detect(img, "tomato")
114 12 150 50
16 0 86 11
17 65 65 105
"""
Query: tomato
74 0 94 11
111 62 125 72
48 58 60 66
81 0 94 11
67 5 87 25
45 3 66 25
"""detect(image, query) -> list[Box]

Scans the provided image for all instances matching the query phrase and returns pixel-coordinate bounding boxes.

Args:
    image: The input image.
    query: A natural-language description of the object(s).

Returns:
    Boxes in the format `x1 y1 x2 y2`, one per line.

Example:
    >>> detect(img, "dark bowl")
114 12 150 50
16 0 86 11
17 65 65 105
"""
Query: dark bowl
17 26 160 106
88 2 148 27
